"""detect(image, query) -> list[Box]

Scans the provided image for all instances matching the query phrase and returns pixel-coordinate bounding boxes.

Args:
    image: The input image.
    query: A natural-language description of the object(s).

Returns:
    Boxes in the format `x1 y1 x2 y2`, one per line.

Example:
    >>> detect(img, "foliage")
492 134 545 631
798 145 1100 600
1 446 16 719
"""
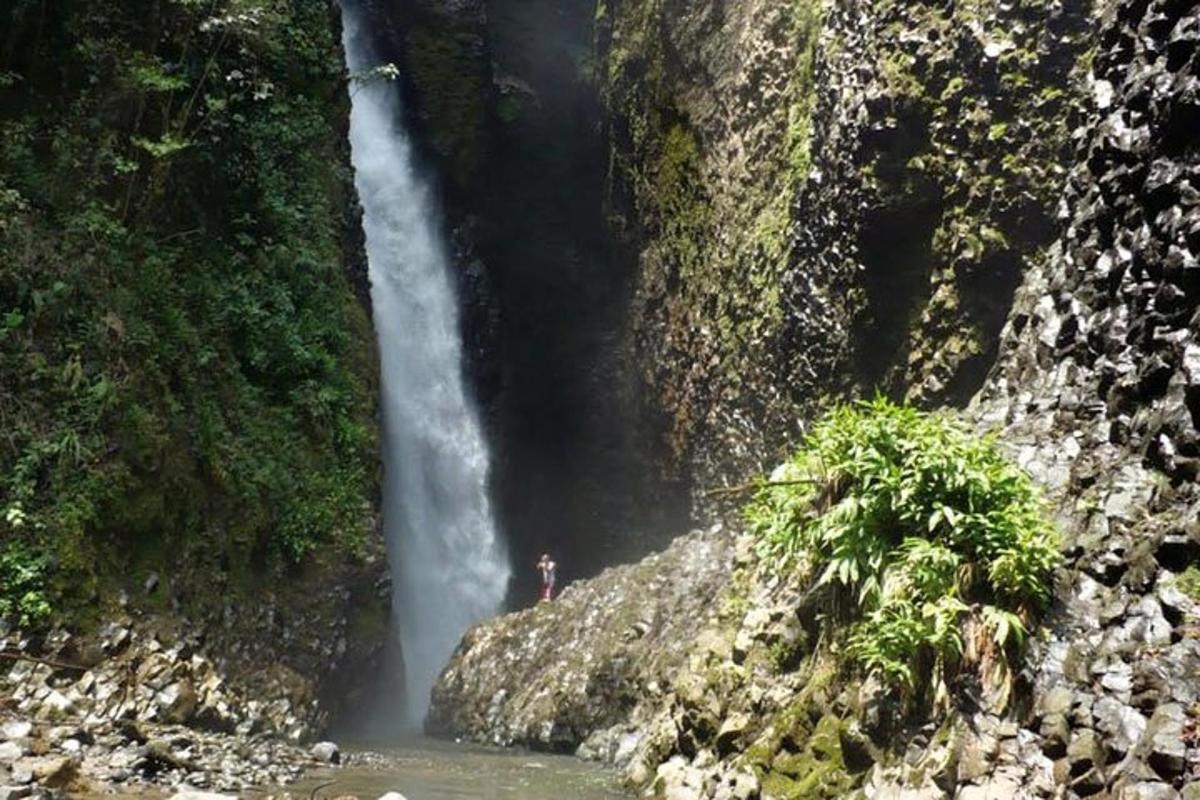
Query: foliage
0 0 377 624
1 504 51 627
747 398 1058 691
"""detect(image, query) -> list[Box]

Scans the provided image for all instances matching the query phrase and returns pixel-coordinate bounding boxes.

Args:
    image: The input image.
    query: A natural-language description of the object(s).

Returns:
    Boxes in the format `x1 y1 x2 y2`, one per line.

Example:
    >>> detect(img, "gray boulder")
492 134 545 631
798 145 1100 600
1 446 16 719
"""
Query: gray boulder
310 740 340 764
0 742 24 764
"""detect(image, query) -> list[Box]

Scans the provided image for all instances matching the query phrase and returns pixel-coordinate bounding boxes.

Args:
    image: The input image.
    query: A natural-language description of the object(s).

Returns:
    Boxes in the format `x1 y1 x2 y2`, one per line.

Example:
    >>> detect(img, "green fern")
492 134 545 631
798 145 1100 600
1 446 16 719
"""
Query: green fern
746 398 1058 695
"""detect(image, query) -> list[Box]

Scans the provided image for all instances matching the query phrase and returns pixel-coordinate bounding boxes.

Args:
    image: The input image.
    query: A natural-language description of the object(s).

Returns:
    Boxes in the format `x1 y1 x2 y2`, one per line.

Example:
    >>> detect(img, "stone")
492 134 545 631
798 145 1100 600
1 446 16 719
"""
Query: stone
613 732 640 766
29 755 77 788
655 756 706 800
1039 712 1070 756
376 794 409 800
1144 704 1187 778
1093 696 1147 757
957 772 1022 800
956 728 999 783
711 769 758 800
166 793 237 800
0 743 23 764
1039 686 1075 717
714 713 751 758
156 681 198 724
310 741 341 765
36 692 73 720
1068 729 1103 776
0 723 31 741
0 788 32 800
1118 783 1181 800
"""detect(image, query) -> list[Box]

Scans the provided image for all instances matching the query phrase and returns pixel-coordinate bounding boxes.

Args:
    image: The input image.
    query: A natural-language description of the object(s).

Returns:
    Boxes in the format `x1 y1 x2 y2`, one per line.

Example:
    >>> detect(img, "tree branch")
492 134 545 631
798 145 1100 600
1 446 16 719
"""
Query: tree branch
702 478 820 499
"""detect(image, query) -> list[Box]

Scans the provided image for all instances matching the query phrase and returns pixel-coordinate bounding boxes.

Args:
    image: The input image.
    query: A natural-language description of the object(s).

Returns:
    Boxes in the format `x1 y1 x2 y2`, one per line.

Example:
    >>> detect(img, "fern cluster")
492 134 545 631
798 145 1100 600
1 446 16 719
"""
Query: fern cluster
747 398 1058 690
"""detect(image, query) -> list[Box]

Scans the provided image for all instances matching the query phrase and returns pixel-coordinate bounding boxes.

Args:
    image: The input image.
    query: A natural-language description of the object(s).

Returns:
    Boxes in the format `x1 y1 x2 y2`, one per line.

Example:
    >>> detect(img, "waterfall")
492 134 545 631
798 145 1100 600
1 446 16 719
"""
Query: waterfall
339 3 511 726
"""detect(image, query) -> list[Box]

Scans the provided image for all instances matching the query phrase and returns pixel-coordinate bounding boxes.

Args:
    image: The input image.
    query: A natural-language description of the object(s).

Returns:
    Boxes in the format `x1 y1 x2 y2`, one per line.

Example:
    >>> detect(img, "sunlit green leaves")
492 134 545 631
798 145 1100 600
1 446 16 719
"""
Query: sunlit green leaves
132 134 192 159
746 398 1059 693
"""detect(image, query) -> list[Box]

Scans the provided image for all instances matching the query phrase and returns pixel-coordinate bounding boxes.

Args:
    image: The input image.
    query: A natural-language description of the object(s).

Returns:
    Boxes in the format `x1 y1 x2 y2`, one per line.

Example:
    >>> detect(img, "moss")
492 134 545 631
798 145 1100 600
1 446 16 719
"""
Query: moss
758 715 855 799
855 0 1094 404
405 22 489 188
1177 565 1200 605
600 0 827 471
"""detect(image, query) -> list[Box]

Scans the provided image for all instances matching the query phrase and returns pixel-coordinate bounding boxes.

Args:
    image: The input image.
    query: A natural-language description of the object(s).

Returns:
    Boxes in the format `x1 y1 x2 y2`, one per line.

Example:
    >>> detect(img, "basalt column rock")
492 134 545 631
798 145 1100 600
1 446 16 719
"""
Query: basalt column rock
597 0 1094 495
975 0 1200 795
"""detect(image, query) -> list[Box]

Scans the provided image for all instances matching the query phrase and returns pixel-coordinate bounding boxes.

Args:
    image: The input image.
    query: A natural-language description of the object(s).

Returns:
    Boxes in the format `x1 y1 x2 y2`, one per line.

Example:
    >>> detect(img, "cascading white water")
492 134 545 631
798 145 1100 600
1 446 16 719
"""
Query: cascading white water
340 3 511 726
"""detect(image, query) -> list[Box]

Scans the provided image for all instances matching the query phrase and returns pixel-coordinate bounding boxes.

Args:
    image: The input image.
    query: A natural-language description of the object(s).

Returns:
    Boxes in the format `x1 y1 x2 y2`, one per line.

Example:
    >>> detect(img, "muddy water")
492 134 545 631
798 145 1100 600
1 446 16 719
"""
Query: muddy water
269 737 631 800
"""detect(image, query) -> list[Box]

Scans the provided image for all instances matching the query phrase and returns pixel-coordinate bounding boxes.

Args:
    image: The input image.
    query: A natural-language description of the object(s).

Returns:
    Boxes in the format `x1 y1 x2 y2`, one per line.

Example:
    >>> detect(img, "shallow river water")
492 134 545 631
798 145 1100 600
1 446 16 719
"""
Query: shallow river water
264 737 631 800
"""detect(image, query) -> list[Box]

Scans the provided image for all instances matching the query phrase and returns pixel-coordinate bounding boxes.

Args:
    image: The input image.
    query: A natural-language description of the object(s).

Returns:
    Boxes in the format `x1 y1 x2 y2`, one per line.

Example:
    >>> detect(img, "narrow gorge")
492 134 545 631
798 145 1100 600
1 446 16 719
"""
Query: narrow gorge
1 0 1199 799
341 0 508 727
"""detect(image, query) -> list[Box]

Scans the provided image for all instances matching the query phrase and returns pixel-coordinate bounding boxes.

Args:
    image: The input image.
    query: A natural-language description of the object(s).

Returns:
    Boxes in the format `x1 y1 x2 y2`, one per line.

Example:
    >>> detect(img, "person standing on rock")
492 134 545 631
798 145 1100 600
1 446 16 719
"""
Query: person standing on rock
537 553 557 602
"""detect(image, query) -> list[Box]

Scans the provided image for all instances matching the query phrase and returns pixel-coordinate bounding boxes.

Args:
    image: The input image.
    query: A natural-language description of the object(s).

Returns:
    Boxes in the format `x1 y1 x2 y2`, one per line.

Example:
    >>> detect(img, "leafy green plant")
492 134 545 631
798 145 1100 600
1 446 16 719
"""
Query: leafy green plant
747 398 1058 693
1 505 52 627
0 0 379 620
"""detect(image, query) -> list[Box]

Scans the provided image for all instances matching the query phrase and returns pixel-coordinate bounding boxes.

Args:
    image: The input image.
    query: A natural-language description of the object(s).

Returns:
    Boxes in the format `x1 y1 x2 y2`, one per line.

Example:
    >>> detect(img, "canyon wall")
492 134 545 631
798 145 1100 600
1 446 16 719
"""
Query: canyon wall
597 0 1094 487
0 1 388 729
431 0 1200 798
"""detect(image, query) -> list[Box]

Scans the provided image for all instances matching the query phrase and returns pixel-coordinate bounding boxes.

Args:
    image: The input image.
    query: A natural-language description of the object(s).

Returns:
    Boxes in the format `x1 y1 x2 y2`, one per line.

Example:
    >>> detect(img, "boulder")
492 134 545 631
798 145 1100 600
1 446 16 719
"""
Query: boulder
377 794 409 800
0 742 23 764
711 769 758 800
1143 704 1187 779
156 681 199 724
655 756 707 800
1093 696 1147 757
1118 783 1181 800
29 755 78 788
0 722 31 741
36 691 73 720
1068 729 1103 776
166 793 238 800
311 741 341 765
714 713 751 758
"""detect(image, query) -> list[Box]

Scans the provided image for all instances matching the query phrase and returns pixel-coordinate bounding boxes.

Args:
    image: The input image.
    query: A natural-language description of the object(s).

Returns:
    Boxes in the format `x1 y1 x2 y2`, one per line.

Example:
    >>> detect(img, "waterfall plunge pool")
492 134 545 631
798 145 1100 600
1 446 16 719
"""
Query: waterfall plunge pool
262 736 631 800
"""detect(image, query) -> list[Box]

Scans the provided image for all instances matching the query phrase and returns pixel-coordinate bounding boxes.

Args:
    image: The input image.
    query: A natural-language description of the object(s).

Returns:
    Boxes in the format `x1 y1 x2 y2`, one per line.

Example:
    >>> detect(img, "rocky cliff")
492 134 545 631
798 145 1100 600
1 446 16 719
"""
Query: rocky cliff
430 0 1200 798
0 0 389 744
598 0 1094 488
370 0 692 592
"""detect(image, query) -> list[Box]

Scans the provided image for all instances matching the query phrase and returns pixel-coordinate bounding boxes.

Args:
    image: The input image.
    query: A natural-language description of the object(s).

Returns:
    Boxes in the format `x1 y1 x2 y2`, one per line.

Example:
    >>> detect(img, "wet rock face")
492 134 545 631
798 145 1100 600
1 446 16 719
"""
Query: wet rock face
969 0 1200 795
430 3 1200 796
370 0 690 586
427 526 736 749
598 0 1095 494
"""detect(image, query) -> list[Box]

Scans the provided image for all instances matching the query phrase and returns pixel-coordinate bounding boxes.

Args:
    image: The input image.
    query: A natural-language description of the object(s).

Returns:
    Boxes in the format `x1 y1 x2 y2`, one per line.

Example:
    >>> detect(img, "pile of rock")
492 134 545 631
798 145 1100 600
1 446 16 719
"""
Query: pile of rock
0 712 346 797
1 623 319 742
0 622 353 797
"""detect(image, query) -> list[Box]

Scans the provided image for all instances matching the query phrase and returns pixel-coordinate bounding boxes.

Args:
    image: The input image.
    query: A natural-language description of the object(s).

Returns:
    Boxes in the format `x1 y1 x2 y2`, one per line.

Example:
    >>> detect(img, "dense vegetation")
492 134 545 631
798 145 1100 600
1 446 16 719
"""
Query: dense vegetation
748 399 1058 697
0 1 378 625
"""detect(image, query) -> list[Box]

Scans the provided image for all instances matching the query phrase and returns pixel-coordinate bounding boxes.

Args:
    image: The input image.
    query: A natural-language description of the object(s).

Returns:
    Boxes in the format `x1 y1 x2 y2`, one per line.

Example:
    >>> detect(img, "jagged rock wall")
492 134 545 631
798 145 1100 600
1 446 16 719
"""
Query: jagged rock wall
373 0 691 589
430 0 1200 798
598 0 1095 490
971 0 1200 796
